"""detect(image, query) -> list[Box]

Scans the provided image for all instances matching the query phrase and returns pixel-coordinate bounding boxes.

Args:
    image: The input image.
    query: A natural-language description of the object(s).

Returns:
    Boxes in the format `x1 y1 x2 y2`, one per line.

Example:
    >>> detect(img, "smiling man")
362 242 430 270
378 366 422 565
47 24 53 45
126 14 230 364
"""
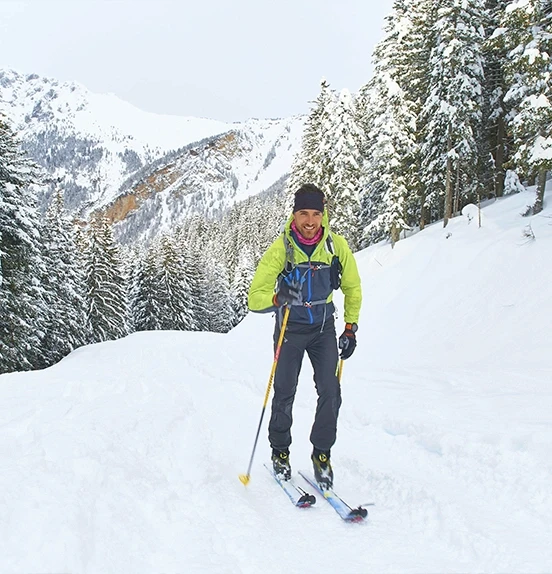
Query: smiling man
248 183 362 490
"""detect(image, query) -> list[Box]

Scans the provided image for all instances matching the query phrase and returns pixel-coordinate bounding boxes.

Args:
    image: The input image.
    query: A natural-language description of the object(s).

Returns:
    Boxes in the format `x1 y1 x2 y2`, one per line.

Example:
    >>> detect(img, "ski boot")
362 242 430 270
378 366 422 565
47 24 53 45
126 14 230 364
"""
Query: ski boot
272 448 291 480
312 448 333 490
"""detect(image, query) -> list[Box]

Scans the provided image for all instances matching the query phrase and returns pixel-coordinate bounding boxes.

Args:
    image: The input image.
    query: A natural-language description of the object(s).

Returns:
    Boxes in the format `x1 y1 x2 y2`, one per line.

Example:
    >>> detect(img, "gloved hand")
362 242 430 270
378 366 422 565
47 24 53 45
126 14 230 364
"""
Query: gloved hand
273 278 303 307
338 323 357 359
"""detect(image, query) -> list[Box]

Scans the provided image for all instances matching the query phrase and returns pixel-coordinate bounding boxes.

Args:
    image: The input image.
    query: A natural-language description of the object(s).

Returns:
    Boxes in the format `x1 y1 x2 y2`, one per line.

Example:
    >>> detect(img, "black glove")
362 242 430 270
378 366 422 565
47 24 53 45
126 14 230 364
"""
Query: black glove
273 277 303 307
338 323 357 359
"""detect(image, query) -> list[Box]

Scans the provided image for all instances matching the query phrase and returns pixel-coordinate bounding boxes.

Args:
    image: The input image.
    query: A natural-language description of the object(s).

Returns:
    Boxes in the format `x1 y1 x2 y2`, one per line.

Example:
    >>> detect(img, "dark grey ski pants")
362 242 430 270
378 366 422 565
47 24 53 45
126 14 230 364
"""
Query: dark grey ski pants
269 318 341 452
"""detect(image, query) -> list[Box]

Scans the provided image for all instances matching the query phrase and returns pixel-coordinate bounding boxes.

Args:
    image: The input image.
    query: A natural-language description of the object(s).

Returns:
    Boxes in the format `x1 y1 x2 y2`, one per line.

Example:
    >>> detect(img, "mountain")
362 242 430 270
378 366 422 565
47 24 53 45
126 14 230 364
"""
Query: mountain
104 116 303 245
0 69 304 243
0 188 550 573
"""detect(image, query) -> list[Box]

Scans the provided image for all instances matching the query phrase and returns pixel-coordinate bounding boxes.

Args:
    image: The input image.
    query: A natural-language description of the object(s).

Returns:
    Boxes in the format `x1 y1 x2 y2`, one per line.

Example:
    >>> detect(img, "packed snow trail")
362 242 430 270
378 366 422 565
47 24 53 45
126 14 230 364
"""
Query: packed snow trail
1 189 551 573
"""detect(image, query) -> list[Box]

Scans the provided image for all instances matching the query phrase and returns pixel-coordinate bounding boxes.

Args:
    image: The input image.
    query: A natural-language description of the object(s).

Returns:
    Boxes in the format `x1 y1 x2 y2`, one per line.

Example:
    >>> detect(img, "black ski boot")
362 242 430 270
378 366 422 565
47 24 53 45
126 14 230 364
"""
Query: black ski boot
272 448 291 480
312 448 333 490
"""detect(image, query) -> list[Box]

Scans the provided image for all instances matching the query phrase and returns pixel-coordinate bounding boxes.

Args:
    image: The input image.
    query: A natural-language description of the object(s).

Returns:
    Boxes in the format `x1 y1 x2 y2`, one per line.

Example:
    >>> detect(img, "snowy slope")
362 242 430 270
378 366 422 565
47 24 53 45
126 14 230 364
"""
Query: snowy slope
110 116 304 244
0 69 303 232
0 69 232 152
0 69 233 207
1 189 551 573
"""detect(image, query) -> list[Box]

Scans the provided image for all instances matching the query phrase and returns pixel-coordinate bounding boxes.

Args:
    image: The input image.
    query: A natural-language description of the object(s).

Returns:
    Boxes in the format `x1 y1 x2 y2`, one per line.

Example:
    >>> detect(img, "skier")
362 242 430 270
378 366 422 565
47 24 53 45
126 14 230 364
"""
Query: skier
248 183 362 489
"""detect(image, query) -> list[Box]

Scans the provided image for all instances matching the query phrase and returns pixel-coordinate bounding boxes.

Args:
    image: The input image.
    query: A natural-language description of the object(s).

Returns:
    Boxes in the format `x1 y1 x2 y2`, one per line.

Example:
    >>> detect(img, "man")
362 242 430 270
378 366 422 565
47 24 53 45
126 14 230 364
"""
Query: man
248 183 362 489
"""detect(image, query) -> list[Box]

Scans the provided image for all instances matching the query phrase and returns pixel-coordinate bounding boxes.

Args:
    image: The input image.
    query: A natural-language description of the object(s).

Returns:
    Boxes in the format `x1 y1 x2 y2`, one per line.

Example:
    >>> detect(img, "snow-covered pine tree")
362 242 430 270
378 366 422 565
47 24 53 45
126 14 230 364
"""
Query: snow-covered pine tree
219 206 242 283
204 258 235 333
485 0 513 198
499 0 552 214
357 82 387 245
0 115 47 373
358 0 419 247
420 0 487 227
231 246 255 324
154 234 195 331
287 79 336 200
84 213 129 342
130 242 161 331
398 0 439 229
41 188 89 365
324 89 363 249
176 219 210 331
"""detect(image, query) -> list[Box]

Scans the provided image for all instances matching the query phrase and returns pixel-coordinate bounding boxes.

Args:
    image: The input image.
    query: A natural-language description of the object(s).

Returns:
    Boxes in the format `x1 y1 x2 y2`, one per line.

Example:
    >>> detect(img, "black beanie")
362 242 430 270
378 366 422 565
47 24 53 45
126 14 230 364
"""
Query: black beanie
293 184 325 212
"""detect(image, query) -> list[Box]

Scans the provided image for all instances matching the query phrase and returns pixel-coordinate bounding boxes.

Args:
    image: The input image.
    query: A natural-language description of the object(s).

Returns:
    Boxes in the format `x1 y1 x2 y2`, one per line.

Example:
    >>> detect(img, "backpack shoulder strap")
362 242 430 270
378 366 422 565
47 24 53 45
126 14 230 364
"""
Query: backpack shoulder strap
325 232 335 255
283 233 295 273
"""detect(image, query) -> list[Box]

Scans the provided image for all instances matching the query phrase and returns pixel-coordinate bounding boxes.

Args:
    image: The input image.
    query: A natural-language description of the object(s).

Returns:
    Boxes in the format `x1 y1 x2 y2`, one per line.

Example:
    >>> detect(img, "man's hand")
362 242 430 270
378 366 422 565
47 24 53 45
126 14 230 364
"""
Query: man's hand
273 279 303 307
338 323 357 359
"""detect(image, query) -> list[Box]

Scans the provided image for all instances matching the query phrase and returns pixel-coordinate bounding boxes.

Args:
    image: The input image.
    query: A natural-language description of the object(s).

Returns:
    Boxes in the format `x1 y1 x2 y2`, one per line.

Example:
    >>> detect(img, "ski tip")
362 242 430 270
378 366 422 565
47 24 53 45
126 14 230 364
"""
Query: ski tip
239 474 250 486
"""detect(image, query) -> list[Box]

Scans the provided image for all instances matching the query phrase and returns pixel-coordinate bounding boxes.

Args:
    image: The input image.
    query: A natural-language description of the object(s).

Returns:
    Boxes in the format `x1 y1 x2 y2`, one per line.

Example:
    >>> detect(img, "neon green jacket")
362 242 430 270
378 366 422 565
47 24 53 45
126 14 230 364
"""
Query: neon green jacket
248 211 362 325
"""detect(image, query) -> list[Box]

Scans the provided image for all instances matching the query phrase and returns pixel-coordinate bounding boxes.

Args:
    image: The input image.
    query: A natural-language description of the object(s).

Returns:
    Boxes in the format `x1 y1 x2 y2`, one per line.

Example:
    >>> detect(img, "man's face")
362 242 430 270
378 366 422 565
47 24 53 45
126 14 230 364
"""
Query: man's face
293 209 323 239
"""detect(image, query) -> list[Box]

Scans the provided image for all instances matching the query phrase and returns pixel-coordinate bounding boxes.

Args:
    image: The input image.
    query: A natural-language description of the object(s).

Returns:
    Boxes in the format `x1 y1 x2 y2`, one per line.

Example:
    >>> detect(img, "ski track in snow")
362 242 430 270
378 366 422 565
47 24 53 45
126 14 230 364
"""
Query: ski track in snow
1 189 552 573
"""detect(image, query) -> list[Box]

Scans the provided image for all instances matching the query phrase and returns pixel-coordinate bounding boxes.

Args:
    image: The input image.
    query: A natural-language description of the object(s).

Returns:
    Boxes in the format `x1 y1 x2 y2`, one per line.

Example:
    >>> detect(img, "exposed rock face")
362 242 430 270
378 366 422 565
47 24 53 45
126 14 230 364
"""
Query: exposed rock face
0 69 304 245
102 118 303 244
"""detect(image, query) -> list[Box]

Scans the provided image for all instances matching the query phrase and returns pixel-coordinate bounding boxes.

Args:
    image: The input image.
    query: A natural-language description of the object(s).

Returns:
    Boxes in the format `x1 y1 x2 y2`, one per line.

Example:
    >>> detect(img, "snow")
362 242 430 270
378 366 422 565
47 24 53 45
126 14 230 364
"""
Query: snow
227 117 305 202
0 69 232 152
505 0 532 14
0 69 305 221
1 188 552 573
530 134 552 162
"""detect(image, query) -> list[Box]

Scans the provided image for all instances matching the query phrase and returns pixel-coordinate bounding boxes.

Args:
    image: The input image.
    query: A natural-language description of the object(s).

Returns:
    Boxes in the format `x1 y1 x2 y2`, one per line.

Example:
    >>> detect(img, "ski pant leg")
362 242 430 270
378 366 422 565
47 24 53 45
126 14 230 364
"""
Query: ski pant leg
268 324 306 451
306 323 341 451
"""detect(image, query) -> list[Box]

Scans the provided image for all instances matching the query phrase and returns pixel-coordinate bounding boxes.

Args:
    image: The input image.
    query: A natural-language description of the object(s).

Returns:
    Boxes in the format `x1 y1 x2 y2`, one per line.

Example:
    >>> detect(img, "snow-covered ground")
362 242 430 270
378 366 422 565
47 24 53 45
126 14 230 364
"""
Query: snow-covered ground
1 189 551 573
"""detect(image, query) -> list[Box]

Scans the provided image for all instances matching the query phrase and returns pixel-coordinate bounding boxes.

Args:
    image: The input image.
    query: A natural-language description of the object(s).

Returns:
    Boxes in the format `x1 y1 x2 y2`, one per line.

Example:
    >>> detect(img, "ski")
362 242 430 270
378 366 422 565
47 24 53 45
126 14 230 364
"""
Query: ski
264 464 316 508
298 471 368 523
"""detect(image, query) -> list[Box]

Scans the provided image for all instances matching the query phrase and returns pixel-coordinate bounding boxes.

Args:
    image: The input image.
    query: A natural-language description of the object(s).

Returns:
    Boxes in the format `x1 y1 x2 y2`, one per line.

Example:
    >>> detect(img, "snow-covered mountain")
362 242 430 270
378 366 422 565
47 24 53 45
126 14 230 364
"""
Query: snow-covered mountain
0 69 304 242
0 188 550 573
105 116 303 245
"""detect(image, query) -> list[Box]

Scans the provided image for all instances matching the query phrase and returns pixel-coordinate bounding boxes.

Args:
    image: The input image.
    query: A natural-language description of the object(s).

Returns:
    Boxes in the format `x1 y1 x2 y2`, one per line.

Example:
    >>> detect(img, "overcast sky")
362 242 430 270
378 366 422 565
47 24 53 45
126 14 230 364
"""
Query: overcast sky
0 0 393 122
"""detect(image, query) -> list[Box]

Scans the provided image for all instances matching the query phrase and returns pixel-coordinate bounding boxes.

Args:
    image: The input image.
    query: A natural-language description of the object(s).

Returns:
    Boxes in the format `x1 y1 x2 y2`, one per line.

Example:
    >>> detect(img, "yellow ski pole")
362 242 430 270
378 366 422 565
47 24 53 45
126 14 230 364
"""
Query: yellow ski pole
337 359 344 383
239 305 291 486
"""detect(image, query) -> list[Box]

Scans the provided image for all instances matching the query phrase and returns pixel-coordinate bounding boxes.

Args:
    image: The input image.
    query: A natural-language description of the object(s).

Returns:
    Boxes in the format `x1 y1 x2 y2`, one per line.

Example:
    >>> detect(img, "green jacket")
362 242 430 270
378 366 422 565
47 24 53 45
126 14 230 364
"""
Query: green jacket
248 211 362 325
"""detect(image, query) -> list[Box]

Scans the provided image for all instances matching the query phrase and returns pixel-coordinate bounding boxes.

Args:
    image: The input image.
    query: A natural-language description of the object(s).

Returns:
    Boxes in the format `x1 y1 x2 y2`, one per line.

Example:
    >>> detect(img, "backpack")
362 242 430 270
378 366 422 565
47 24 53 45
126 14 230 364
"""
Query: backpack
282 232 342 290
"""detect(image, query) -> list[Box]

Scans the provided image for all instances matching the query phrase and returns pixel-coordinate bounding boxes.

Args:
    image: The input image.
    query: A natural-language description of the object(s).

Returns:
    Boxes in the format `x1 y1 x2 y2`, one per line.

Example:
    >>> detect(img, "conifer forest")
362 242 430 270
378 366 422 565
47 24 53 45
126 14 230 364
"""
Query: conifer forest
1 0 550 373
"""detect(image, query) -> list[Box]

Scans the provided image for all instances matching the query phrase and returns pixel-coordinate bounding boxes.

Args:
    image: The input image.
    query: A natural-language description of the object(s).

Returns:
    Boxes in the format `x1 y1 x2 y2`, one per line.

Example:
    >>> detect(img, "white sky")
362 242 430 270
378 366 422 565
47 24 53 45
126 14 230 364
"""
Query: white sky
0 0 393 122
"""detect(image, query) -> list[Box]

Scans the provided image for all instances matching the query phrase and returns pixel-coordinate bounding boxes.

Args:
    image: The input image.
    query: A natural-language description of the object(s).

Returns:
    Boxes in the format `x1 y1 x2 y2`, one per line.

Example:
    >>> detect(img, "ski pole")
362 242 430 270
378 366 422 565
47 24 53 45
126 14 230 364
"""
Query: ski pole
337 359 344 383
239 305 291 486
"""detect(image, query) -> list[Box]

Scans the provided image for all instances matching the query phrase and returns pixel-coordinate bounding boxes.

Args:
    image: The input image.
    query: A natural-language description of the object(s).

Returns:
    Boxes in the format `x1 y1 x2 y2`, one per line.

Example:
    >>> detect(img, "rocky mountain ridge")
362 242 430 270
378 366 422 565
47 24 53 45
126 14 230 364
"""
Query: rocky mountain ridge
0 68 303 243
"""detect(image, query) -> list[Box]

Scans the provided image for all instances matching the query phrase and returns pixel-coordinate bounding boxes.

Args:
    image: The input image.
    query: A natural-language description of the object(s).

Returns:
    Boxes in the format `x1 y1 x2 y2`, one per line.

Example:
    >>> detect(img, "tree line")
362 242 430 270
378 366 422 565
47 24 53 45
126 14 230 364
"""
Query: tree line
2 0 550 373
0 114 288 374
290 0 551 248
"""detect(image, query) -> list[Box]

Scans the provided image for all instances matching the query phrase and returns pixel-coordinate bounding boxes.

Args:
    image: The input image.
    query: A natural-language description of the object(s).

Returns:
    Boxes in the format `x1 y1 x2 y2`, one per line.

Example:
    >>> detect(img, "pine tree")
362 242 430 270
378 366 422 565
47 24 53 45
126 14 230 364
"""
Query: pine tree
204 258 235 333
397 0 439 230
420 0 487 227
485 0 513 198
0 115 47 373
288 79 336 198
499 0 552 214
358 0 420 246
131 243 160 331
41 189 89 364
231 246 255 324
154 234 195 331
325 89 363 249
84 214 129 342
176 224 208 331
